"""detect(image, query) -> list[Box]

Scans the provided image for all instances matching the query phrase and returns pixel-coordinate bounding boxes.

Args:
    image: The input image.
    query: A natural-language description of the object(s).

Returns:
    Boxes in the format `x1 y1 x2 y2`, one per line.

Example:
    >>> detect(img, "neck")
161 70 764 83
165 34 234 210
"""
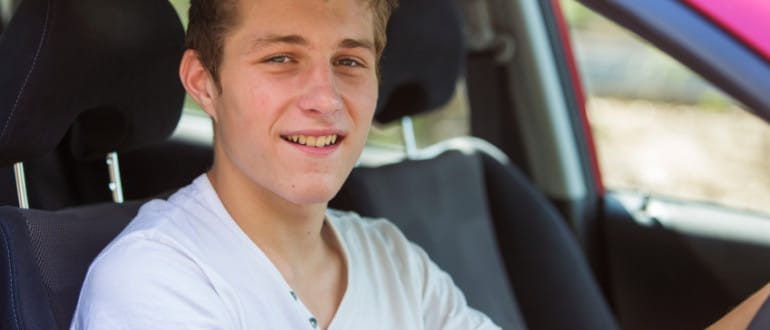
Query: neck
206 157 331 278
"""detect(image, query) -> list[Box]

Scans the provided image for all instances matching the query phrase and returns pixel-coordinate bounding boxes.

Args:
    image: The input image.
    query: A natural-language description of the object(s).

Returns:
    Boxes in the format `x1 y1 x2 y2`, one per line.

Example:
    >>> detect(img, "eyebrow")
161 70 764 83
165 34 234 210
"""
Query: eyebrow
339 38 374 53
246 34 374 54
246 34 307 53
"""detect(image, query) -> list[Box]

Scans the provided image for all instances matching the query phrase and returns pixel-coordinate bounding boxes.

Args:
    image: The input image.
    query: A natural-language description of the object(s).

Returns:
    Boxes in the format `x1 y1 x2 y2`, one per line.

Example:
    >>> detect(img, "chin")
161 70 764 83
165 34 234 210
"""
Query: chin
286 193 335 206
282 183 341 206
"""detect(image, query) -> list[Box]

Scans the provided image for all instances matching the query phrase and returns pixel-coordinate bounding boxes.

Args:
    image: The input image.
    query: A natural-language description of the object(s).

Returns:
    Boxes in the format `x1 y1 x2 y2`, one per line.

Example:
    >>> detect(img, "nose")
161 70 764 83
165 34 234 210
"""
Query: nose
297 63 343 115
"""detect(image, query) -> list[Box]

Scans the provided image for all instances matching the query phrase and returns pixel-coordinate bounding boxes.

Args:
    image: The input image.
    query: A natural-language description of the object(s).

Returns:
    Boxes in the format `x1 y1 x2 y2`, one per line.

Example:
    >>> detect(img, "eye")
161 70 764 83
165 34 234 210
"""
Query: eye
335 58 365 68
265 55 292 64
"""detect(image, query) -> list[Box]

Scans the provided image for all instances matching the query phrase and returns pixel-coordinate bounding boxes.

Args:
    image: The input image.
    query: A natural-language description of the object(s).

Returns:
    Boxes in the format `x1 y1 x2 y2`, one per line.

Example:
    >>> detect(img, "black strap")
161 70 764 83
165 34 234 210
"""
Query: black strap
748 295 770 329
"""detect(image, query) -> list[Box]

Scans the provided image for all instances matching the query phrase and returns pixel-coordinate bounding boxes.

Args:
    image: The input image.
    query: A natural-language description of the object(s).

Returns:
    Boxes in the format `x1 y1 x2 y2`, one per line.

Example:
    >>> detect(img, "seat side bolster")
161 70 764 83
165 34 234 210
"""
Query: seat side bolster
0 207 58 330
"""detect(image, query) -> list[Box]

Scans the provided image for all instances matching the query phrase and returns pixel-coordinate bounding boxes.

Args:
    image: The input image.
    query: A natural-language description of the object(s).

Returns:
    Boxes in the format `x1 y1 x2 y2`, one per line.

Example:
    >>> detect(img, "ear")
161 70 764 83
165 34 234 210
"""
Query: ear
179 49 220 121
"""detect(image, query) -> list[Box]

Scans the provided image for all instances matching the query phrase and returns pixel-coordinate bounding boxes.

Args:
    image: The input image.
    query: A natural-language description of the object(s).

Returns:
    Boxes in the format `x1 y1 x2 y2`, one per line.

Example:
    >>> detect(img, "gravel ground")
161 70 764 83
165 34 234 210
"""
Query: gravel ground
588 97 770 215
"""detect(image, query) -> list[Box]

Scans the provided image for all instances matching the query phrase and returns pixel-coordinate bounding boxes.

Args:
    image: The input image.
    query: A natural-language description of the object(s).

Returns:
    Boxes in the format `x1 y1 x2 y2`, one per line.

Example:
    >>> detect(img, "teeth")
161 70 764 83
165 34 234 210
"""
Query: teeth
282 134 339 148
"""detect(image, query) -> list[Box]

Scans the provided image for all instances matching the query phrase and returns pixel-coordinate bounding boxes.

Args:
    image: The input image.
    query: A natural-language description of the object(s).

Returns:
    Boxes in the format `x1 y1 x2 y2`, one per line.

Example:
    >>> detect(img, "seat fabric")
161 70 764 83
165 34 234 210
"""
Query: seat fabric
480 152 619 329
332 147 620 329
332 147 618 329
0 0 184 326
0 201 142 329
332 150 527 328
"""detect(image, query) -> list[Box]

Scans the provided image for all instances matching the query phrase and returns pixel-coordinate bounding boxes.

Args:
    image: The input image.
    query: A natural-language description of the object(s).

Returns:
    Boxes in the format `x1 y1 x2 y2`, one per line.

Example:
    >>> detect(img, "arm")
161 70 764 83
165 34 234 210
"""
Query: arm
708 282 770 330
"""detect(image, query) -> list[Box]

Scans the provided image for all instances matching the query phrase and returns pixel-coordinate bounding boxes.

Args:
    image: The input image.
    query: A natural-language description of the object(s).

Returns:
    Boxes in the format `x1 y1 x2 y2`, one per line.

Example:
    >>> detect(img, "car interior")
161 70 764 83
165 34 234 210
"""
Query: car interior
2 0 770 329
0 0 188 328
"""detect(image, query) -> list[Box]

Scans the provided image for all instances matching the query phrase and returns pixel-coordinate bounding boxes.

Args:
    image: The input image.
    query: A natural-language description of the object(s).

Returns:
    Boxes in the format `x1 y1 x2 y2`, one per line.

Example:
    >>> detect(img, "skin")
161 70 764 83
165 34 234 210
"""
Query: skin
708 282 770 329
179 0 378 327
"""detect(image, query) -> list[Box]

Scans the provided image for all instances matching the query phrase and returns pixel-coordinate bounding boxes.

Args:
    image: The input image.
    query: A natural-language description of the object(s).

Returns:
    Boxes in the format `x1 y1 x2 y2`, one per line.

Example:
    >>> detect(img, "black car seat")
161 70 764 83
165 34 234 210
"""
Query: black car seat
0 0 212 210
330 1 620 329
0 0 185 328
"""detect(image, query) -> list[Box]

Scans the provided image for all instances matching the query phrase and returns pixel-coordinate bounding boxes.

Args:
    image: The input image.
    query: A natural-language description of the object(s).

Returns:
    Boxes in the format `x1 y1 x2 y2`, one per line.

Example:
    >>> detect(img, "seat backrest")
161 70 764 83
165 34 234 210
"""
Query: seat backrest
331 1 619 328
479 149 619 329
333 149 528 328
0 0 185 328
0 0 186 208
0 201 143 329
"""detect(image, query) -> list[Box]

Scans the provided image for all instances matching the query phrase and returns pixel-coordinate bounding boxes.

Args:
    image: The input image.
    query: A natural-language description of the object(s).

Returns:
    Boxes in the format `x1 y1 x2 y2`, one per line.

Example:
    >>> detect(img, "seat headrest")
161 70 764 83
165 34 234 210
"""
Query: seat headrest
375 0 466 124
0 0 185 165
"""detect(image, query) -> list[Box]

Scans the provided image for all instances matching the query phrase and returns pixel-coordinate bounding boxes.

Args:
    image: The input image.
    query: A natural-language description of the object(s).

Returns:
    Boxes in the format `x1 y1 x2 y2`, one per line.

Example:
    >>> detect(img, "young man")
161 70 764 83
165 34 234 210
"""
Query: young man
72 0 500 329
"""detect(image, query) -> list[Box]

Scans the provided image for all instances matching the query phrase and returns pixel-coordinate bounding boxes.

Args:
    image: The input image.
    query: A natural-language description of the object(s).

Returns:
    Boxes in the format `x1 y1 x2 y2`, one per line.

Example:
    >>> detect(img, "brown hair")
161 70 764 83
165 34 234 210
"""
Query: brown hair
185 0 399 89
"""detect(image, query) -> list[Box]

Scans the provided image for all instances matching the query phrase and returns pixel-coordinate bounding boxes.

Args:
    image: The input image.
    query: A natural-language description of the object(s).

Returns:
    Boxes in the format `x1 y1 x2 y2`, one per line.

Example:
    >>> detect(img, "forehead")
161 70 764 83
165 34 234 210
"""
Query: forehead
228 0 375 44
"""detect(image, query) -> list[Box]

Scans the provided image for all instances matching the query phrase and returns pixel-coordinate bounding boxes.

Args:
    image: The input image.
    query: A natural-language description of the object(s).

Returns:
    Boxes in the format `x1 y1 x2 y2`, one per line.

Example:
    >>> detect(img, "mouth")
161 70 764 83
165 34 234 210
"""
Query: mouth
280 134 343 148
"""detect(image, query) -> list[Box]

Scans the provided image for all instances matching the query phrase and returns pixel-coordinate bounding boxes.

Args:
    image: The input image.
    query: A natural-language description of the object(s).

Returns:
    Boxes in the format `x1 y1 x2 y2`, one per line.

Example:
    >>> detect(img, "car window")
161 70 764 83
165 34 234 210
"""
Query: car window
562 1 770 216
367 83 471 150
169 0 189 26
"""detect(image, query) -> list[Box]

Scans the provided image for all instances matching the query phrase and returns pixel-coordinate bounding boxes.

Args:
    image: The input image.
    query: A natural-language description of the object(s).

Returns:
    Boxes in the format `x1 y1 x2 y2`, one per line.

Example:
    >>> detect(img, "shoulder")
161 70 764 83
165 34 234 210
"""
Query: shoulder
73 205 232 328
118 176 204 236
76 175 223 315
327 209 403 237
82 199 210 301
73 235 224 328
83 235 198 294
327 209 430 277
327 209 412 251
109 174 225 257
132 174 214 228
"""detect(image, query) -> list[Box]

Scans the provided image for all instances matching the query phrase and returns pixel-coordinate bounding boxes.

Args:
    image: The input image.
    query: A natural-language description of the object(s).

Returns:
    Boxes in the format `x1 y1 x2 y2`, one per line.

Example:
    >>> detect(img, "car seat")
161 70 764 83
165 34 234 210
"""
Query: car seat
330 0 619 329
0 0 185 327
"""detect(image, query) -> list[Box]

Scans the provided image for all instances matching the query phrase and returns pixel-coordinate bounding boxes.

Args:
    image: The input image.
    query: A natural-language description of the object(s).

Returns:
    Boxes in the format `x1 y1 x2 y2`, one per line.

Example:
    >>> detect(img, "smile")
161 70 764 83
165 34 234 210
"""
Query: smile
281 134 341 148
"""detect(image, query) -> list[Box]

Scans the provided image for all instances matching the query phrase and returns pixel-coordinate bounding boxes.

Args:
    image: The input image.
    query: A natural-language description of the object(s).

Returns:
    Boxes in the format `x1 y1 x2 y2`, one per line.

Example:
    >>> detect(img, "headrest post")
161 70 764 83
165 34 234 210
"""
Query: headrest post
401 116 419 159
13 162 29 209
106 152 124 203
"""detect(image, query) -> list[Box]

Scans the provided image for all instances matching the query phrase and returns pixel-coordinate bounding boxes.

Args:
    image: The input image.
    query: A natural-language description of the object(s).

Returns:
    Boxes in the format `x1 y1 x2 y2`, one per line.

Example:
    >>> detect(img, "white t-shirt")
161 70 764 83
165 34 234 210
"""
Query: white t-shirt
71 174 500 330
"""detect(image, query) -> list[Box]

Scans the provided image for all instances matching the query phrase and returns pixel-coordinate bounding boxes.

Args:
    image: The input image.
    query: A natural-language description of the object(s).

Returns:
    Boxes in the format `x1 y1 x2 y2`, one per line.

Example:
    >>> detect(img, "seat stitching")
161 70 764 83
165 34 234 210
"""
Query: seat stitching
0 0 52 143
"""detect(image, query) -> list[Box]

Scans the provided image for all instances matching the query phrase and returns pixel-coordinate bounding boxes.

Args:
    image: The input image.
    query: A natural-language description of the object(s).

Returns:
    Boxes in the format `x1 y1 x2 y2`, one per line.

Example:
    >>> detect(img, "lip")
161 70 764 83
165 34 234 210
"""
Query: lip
280 129 347 156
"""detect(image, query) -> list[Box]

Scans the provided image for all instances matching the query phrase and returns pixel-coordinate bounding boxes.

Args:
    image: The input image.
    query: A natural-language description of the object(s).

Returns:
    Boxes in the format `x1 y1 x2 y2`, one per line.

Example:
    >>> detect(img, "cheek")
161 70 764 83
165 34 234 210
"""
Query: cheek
225 85 273 130
360 91 378 130
214 100 262 162
344 78 379 122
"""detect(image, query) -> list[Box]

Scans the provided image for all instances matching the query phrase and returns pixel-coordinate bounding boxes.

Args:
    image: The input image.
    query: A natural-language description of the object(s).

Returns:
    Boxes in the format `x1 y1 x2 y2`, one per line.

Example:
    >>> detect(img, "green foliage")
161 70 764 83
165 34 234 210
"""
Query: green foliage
168 0 190 27
698 90 732 111
560 0 592 29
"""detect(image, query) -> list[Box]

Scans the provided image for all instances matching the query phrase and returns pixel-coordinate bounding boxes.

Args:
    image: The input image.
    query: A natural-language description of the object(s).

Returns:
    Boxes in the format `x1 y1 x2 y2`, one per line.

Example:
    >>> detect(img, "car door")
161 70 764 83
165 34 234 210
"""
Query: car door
556 0 770 329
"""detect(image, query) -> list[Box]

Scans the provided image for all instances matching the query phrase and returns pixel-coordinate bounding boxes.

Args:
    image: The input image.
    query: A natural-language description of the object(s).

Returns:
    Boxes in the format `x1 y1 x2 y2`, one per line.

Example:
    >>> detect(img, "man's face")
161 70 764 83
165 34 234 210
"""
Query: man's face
207 0 378 205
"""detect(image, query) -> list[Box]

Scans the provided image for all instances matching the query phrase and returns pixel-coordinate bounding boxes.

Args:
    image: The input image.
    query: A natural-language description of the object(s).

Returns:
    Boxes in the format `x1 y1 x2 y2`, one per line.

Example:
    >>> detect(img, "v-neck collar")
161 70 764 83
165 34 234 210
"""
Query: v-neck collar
194 174 355 329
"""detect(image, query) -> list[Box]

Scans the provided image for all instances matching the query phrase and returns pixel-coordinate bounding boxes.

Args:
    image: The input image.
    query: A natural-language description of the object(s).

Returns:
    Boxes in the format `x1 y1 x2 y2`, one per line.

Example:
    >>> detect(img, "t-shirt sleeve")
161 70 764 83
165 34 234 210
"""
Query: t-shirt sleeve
409 242 502 330
71 238 235 330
